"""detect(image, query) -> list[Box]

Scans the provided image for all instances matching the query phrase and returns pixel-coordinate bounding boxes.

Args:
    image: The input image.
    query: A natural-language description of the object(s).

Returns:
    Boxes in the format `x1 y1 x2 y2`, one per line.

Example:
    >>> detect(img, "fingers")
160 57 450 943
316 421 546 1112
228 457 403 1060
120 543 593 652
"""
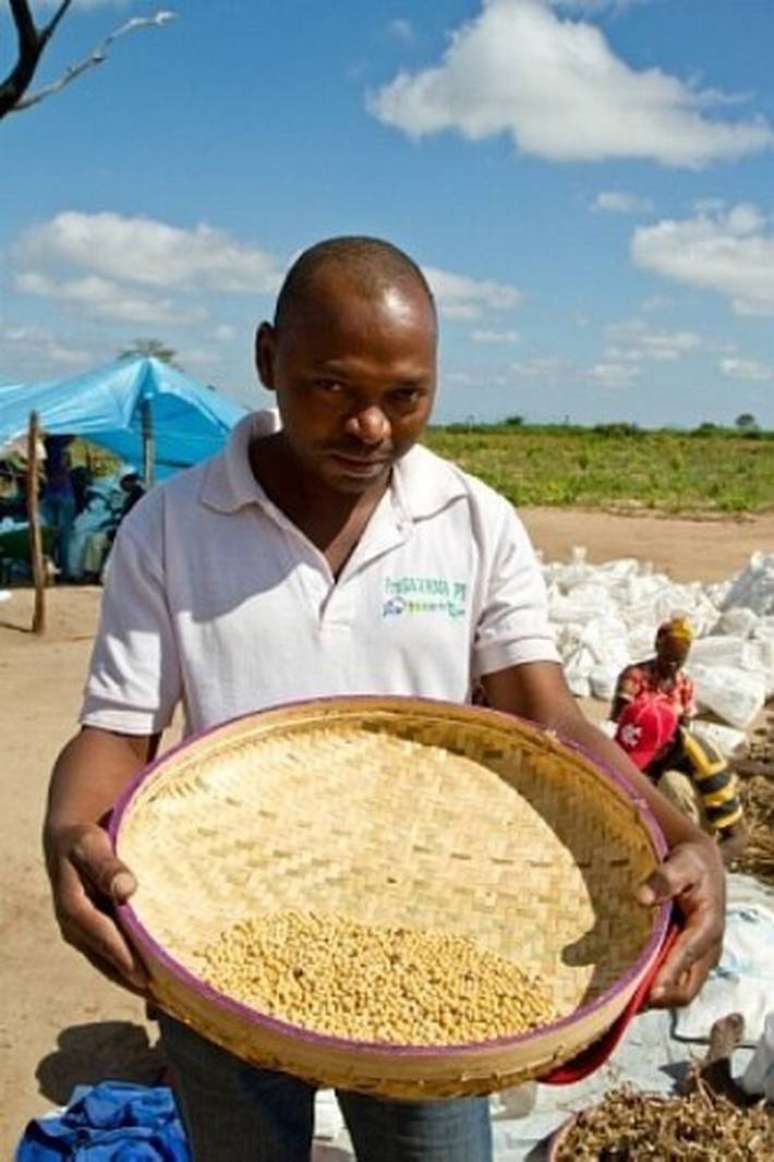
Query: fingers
57 881 149 992
648 940 719 1008
69 827 138 903
57 880 149 991
636 844 706 907
77 943 149 998
51 834 148 993
636 840 725 1008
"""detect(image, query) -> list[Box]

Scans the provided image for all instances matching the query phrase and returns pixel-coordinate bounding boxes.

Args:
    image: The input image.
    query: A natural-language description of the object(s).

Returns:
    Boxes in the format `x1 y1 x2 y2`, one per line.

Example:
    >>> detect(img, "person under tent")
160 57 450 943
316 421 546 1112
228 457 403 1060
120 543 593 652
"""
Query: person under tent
41 434 77 581
67 467 145 583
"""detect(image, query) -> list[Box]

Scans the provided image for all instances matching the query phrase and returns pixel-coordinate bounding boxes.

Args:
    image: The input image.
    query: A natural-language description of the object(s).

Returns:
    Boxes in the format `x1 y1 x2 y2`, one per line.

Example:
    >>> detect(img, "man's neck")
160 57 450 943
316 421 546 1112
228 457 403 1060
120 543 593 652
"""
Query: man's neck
248 432 390 555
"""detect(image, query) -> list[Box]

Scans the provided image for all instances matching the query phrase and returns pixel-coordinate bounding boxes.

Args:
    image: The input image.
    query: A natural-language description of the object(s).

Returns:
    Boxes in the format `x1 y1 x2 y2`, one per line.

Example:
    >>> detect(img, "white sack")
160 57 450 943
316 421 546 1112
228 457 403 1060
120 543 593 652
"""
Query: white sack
690 663 766 729
689 720 748 759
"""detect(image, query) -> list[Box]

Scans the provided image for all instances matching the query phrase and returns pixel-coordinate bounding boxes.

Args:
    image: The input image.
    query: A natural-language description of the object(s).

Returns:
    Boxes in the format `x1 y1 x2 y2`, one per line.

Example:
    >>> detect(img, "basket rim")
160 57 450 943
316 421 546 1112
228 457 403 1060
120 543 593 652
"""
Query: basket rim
110 694 671 1059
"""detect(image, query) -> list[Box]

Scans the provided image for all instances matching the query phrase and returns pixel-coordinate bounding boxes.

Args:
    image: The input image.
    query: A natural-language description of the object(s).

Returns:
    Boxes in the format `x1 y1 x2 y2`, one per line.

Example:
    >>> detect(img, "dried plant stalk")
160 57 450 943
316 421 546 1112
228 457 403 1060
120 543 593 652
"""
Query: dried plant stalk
733 773 774 886
554 1083 773 1160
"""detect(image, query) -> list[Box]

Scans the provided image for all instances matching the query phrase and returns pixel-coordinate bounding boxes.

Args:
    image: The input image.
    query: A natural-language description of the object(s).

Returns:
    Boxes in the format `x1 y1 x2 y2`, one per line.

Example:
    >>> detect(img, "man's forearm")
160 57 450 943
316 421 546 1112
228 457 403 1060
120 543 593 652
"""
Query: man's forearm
44 726 156 837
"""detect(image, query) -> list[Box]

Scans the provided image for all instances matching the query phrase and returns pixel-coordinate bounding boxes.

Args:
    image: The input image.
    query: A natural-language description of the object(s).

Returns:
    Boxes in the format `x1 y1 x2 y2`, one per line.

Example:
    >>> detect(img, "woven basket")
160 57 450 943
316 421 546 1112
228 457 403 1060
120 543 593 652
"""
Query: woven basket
112 696 670 1099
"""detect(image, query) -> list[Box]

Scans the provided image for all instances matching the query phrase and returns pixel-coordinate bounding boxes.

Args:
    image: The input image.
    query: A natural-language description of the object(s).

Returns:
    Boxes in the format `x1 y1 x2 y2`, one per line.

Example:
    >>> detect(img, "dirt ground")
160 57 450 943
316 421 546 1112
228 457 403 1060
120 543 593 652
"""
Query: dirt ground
1 509 773 1154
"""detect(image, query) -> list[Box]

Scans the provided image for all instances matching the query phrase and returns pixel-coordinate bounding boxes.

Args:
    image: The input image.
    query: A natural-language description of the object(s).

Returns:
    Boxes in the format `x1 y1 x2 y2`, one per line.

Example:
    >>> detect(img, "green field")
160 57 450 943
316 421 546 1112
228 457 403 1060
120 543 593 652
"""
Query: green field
424 424 774 514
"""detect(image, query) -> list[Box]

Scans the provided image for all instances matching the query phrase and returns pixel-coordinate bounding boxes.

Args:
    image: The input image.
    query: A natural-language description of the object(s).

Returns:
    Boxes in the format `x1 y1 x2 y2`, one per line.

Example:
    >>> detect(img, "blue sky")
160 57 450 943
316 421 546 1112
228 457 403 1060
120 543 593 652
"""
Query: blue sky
1 0 773 426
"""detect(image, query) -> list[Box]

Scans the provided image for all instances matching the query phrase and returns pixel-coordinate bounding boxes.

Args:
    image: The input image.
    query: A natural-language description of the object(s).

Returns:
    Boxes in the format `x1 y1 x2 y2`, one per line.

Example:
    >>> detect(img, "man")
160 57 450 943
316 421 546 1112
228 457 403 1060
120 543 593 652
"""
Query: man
41 433 77 582
615 698 746 863
612 616 696 726
116 468 146 519
44 237 725 1162
69 467 145 583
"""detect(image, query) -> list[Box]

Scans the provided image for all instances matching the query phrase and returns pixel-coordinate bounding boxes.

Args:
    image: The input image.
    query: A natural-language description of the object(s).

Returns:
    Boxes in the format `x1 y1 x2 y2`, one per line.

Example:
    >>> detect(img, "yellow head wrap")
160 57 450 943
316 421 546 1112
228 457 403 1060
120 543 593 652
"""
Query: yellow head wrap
656 616 694 648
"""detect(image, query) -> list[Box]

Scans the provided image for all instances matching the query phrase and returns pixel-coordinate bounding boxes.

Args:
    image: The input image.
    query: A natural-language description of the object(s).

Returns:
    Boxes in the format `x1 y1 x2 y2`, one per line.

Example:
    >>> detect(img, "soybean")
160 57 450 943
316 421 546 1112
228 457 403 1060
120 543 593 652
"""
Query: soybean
197 911 556 1045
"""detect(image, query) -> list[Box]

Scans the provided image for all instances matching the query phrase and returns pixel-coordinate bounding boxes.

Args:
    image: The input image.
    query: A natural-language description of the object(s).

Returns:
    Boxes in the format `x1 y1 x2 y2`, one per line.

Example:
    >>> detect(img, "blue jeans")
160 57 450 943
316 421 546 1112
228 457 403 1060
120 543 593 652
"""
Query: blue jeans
159 1015 492 1161
42 494 76 578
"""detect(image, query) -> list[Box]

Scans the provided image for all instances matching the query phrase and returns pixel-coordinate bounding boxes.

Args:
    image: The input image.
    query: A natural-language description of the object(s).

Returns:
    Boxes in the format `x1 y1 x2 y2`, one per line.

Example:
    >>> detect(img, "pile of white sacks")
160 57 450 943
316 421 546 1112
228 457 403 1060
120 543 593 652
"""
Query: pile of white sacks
542 548 774 755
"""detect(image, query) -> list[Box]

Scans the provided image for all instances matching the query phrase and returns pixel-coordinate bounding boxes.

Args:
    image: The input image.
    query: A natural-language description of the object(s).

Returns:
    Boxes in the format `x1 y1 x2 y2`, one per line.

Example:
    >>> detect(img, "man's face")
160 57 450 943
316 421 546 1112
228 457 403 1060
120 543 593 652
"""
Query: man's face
256 272 437 495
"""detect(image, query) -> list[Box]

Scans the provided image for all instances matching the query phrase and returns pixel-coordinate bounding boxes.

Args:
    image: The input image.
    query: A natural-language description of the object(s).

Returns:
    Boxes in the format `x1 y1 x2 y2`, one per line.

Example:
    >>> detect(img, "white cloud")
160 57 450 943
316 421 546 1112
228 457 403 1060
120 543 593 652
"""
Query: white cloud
593 190 653 214
720 357 773 383
605 320 701 362
641 330 701 359
692 197 726 215
640 294 672 312
15 271 205 325
387 17 415 44
589 361 641 387
368 0 773 167
213 324 237 343
511 355 572 379
632 203 774 316
471 328 520 343
424 265 524 319
551 1 649 10
0 325 95 374
14 211 282 293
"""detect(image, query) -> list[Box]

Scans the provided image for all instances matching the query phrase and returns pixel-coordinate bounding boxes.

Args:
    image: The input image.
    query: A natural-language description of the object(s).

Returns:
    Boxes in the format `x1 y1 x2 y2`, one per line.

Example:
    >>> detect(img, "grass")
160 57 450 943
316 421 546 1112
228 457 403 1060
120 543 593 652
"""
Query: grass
424 424 774 514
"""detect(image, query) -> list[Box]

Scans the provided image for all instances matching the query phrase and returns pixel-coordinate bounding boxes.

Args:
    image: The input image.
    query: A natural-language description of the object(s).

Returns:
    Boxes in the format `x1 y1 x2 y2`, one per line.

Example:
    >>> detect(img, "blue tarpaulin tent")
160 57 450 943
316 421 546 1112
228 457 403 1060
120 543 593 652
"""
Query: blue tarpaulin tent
0 357 248 479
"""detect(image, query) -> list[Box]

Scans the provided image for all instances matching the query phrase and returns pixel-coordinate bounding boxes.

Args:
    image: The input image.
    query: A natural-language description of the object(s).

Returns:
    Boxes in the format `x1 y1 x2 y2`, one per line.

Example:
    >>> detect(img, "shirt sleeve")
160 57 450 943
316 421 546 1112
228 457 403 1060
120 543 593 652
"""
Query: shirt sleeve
472 502 560 678
79 509 182 735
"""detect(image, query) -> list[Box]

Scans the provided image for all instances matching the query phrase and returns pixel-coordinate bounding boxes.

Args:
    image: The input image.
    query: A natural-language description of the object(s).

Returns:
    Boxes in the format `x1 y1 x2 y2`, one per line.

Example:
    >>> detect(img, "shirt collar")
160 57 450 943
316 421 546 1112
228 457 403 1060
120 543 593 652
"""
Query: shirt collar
200 410 278 514
200 409 467 520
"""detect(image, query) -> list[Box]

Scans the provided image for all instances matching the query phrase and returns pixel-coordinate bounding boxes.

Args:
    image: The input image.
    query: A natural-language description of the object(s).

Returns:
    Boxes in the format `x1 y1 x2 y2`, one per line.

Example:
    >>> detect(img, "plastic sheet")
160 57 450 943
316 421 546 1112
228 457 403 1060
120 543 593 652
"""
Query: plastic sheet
742 1013 774 1100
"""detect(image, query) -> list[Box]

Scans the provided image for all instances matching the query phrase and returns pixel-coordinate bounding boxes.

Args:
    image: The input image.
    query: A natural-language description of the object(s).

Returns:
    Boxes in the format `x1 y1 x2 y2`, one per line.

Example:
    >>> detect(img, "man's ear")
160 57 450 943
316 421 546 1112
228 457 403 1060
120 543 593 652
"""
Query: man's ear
255 322 277 391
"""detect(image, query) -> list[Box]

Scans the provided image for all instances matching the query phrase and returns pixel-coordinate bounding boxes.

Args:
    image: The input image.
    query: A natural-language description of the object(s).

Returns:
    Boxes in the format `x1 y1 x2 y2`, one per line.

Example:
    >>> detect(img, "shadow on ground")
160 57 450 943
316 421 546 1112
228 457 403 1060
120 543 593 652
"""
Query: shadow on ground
36 1021 165 1106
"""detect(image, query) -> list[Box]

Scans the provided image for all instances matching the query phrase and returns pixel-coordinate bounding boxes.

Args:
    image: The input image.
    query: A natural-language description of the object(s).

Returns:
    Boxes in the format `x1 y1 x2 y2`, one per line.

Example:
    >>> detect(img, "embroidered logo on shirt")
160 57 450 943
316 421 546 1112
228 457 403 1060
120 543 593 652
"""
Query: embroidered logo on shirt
382 576 467 619
619 723 642 748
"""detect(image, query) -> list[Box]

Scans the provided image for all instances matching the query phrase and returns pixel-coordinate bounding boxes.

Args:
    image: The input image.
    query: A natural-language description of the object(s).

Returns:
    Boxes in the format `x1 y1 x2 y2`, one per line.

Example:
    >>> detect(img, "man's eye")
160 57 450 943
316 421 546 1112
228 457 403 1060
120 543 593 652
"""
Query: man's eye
314 379 344 394
391 387 421 405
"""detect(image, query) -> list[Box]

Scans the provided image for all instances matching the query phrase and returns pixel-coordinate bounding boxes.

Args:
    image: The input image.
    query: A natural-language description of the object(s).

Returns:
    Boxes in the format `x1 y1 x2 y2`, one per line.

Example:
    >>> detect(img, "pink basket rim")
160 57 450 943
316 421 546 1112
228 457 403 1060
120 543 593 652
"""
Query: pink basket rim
110 695 671 1060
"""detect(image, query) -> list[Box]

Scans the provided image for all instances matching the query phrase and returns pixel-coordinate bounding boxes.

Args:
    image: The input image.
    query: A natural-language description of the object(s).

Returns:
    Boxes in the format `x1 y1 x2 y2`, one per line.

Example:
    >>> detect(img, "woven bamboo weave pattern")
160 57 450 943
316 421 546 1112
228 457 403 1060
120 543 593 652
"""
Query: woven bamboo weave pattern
115 698 666 1098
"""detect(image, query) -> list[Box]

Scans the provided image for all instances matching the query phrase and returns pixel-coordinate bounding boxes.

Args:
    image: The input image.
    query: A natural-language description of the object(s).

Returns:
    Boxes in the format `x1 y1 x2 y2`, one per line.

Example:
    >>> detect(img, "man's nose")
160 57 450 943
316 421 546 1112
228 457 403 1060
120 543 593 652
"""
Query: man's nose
345 406 390 445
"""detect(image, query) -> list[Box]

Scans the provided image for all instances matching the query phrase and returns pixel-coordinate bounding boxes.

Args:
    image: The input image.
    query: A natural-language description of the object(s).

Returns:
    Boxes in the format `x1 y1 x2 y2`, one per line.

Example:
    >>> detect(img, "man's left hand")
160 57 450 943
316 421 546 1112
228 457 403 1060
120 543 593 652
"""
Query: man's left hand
637 838 725 1008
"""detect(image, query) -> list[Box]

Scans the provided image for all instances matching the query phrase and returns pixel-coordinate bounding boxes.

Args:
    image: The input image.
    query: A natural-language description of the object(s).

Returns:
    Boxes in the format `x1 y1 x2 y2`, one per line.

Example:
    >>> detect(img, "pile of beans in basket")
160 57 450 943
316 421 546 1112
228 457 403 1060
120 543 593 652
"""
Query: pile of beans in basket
197 910 556 1045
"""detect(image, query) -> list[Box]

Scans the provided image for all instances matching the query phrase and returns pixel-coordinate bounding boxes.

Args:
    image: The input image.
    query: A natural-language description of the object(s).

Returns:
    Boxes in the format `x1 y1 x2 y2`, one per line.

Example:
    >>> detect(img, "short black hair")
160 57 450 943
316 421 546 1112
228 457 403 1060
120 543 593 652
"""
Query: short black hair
274 236 436 331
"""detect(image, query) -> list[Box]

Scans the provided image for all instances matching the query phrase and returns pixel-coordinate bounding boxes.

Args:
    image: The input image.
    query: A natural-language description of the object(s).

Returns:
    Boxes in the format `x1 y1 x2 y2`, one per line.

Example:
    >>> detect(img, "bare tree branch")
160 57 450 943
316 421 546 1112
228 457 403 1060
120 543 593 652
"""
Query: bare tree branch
39 0 75 49
0 5 176 120
0 0 45 116
9 0 37 51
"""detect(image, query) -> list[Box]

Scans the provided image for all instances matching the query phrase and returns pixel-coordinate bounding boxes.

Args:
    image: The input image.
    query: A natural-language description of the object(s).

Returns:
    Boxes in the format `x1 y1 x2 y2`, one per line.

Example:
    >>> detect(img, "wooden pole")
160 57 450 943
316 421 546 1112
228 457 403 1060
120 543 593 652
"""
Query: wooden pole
26 410 46 635
141 398 155 489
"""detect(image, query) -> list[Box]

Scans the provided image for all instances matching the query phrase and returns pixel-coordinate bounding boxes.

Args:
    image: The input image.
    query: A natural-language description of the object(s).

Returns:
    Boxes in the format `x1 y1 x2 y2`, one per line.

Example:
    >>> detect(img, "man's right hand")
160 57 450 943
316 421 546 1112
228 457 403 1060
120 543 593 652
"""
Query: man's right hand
45 822 149 994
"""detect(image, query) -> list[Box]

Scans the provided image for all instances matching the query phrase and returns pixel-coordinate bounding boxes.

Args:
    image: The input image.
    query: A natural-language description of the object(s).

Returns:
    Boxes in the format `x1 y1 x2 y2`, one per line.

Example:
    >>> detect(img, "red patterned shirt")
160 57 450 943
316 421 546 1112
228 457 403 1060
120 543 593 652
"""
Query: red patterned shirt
614 659 696 720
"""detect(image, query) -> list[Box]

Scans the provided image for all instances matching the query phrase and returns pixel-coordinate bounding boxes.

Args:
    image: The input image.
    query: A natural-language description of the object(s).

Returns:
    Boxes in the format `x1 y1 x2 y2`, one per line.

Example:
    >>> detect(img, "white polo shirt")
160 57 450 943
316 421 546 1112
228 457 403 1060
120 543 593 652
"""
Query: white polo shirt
80 411 559 737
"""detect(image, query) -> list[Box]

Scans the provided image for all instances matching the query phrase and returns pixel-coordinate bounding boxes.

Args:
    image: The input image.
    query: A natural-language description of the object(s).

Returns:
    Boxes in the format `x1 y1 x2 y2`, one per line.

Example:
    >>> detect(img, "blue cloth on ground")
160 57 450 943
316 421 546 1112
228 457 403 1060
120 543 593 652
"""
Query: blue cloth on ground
16 1081 189 1161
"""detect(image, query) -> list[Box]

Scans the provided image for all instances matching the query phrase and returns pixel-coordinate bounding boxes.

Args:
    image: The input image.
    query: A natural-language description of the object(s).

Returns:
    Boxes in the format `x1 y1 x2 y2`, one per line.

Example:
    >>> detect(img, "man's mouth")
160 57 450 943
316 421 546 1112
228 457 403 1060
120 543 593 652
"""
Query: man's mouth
327 450 390 474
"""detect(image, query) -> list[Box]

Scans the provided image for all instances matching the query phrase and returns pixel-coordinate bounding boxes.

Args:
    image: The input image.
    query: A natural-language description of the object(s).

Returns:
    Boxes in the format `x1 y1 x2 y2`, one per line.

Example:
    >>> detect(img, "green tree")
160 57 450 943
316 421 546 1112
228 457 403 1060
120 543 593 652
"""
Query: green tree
119 338 181 368
735 413 758 432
